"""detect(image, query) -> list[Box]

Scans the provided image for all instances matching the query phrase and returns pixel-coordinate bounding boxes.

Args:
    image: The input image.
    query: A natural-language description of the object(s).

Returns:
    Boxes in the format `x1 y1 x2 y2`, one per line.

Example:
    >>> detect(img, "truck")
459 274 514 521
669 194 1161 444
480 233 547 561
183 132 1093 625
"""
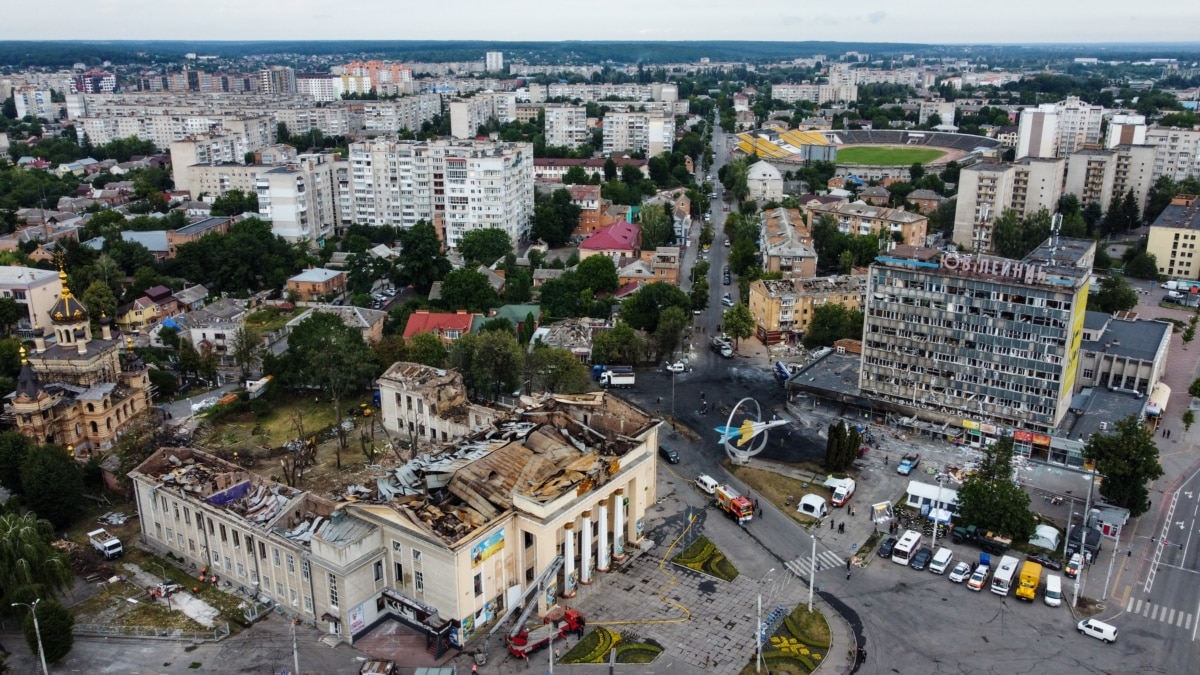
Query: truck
896 453 921 475
710 336 733 358
1066 524 1103 561
1015 560 1043 601
823 476 856 507
714 484 754 523
506 606 586 659
88 528 124 560
598 369 635 388
592 364 632 381
990 555 1020 596
951 525 1013 554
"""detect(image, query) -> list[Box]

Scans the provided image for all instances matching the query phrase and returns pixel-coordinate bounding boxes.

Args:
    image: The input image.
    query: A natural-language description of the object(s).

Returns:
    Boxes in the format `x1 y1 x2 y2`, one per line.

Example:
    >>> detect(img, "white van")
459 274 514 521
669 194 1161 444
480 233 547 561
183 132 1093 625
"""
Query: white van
695 475 719 495
1077 618 1117 643
797 494 828 519
1044 574 1063 607
928 547 954 574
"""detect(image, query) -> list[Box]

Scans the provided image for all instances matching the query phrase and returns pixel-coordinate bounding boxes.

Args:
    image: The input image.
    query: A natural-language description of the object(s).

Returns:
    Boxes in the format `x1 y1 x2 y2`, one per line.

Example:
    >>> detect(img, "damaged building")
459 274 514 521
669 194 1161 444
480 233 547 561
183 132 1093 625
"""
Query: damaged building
131 389 659 652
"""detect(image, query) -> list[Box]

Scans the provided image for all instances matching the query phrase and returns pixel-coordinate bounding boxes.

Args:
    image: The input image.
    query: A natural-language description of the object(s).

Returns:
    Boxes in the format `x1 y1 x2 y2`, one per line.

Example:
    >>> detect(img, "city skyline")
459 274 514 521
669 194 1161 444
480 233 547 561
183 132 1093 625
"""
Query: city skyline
4 0 1200 46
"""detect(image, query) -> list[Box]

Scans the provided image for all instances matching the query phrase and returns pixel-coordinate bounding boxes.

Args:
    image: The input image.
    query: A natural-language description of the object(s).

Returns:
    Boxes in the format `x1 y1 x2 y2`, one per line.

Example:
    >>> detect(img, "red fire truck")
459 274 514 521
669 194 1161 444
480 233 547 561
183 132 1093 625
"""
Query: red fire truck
715 484 754 523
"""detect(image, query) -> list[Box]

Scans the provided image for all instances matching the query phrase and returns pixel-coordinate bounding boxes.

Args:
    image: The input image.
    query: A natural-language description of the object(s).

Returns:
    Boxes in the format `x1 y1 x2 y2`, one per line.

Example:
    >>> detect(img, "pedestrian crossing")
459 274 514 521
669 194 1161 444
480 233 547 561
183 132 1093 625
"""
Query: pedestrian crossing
784 550 846 578
1125 597 1194 629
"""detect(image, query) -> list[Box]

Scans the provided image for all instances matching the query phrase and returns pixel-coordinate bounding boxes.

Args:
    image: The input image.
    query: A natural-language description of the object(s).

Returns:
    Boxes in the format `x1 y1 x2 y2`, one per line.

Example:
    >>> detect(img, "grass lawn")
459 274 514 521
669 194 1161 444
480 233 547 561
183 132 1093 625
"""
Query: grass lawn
725 462 831 526
201 391 344 449
836 146 947 166
670 535 739 581
740 605 831 675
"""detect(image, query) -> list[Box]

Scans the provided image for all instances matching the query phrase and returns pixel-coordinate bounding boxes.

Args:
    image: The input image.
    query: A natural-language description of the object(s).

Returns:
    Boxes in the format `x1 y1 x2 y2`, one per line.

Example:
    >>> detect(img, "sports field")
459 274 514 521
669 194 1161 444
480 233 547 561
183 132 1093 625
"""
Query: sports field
836 146 947 166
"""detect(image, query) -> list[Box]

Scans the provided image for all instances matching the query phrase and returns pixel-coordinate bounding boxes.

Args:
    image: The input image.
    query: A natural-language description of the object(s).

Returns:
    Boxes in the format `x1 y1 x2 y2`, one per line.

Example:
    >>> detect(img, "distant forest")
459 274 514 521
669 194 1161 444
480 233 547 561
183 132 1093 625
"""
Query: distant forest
1 40 1199 68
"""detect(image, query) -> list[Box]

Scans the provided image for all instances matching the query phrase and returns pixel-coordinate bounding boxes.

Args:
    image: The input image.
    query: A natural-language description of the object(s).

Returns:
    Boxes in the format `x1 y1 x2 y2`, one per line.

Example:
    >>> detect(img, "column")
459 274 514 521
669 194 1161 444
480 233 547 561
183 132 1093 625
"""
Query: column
597 504 610 573
563 522 577 598
613 489 626 561
580 510 593 585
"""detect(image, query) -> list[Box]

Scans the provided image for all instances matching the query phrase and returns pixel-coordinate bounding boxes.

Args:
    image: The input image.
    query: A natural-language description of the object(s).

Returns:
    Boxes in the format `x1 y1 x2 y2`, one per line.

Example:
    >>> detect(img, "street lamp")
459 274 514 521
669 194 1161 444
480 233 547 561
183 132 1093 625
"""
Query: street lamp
151 562 172 610
11 598 50 675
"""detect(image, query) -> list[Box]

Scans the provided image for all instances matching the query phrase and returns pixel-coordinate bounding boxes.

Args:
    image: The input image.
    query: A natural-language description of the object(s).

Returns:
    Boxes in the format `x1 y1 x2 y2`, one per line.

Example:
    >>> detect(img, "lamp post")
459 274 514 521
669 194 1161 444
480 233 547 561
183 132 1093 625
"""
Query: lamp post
11 598 49 675
151 562 172 610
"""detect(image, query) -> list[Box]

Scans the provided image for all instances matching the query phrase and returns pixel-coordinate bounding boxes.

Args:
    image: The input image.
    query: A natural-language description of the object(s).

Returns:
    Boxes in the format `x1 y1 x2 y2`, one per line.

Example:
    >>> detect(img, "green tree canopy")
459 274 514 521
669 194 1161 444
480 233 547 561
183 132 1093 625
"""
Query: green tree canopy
449 330 523 401
638 203 674 250
1093 274 1138 314
528 345 592 394
619 282 691 332
21 446 85 529
803 304 864 349
722 302 754 347
823 421 862 473
458 228 513 267
1083 415 1163 517
591 321 643 366
954 437 1036 540
208 189 258 217
394 220 451 294
407 332 448 368
24 598 74 663
437 268 500 314
574 255 619 295
168 218 308 296
0 513 74 616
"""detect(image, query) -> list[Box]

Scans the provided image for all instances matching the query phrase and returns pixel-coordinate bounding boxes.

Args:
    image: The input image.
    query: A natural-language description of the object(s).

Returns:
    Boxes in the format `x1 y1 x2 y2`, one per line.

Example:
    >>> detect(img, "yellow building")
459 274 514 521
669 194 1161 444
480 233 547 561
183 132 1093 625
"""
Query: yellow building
747 275 866 345
806 201 929 247
1147 195 1200 280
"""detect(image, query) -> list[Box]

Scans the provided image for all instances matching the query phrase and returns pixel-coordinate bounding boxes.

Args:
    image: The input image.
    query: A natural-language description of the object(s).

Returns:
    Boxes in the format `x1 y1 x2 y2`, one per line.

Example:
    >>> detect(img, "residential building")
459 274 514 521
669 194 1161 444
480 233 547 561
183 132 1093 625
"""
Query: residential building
1147 126 1200 182
544 105 589 149
859 238 1095 438
183 298 246 362
564 184 608 236
259 66 297 95
746 162 784 203
287 268 346 302
166 216 234 257
805 201 928 247
1146 195 1200 279
485 51 504 73
1064 145 1156 214
0 265 63 337
12 87 54 120
748 275 865 345
71 69 116 94
360 97 442 134
1016 97 1104 159
10 269 151 456
602 111 674 156
578 220 640 263
858 186 891 207
1015 104 1059 159
918 99 956 125
533 157 648 183
287 305 387 344
759 208 817 277
449 93 518 139
1105 114 1147 148
770 83 858 105
952 158 1065 253
632 247 681 286
348 138 534 250
256 153 348 245
403 310 478 346
342 60 414 95
906 189 945 215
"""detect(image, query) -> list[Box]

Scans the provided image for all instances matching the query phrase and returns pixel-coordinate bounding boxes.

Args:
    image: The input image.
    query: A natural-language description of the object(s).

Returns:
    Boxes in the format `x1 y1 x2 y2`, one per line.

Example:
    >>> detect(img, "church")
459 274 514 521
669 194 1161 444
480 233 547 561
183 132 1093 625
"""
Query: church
9 266 153 457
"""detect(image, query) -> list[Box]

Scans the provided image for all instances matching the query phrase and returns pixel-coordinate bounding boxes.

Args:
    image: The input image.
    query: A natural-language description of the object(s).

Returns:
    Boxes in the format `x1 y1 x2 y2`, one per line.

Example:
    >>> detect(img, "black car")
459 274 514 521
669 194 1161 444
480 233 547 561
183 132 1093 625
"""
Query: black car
909 546 934 571
877 536 898 559
659 446 680 464
1026 552 1063 571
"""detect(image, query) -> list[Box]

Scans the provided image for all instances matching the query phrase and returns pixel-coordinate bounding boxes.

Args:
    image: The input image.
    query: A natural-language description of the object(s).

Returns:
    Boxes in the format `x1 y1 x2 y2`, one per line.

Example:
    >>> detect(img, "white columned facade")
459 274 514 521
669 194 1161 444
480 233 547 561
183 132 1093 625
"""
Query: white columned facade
563 522 577 597
613 488 626 561
580 510 593 585
597 503 610 572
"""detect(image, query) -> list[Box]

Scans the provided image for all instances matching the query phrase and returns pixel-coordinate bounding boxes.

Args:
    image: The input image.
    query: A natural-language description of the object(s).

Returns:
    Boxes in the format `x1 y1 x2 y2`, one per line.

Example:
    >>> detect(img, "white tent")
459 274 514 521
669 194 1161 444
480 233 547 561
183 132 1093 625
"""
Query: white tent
1029 524 1061 551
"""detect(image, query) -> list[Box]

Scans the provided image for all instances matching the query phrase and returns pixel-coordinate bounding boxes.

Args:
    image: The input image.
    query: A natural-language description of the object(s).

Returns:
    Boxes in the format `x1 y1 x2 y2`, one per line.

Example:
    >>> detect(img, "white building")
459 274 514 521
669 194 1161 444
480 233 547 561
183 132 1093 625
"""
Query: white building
952 158 1065 252
1017 96 1104 159
602 111 674 156
544 105 589 149
746 161 784 204
13 87 54 120
1064 145 1156 214
361 96 442 134
449 92 518 139
1015 104 1059 159
1147 126 1200 182
256 153 348 245
485 51 504 73
1105 114 1147 148
771 83 858 105
348 137 534 249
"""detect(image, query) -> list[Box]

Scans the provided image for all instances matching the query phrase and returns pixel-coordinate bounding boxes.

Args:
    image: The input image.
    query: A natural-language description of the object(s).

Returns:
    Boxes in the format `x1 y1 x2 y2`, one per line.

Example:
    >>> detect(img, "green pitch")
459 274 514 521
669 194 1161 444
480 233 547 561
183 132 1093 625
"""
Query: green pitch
836 146 947 166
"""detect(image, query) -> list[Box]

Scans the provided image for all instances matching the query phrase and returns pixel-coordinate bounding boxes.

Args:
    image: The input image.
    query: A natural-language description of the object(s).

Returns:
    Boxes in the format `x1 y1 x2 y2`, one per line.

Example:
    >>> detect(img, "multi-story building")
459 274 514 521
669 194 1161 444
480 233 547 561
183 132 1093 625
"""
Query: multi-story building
1105 114 1147 148
360 96 442 134
82 113 273 152
1147 126 1200 182
952 158 1065 253
1146 195 1200 279
131 387 657 649
12 87 54 120
860 238 1095 439
770 83 858 105
1016 97 1104 159
748 275 865 345
1015 104 1059 159
746 162 784 204
258 67 296 95
485 51 504 73
527 83 676 104
348 138 534 249
287 268 346 302
0 265 63 337
1064 145 1156 213
805 201 928 247
544 105 589 149
449 93 518 139
602 111 674 156
918 99 956 126
759 208 817 277
256 153 348 245
71 69 116 94
169 129 275 196
342 60 413 95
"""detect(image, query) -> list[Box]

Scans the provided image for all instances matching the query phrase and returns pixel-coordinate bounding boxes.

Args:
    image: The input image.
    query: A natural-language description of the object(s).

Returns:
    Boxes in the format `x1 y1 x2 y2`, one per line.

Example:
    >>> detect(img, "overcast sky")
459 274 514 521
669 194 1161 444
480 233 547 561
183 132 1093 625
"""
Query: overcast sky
4 0 1199 44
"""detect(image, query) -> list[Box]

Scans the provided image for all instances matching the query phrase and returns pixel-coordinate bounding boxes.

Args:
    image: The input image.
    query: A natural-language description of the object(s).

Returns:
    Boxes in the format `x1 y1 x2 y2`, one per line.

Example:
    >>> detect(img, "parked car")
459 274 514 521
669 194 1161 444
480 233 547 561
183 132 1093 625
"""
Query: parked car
909 547 934 571
1065 552 1083 579
1027 552 1063 571
877 537 898 559
948 561 973 583
665 361 686 373
967 564 991 591
1077 618 1117 643
658 446 680 464
722 294 735 307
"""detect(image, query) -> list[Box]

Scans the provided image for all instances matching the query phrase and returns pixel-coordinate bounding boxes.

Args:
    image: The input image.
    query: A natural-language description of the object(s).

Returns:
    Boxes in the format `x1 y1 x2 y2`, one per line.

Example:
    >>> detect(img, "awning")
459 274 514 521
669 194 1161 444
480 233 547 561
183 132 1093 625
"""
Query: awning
1146 382 1171 416
321 612 339 623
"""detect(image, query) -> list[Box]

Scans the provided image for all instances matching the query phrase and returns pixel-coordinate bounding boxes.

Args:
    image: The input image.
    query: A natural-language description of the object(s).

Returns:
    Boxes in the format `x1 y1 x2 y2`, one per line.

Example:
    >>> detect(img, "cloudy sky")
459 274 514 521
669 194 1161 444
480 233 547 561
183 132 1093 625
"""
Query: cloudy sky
4 0 1199 43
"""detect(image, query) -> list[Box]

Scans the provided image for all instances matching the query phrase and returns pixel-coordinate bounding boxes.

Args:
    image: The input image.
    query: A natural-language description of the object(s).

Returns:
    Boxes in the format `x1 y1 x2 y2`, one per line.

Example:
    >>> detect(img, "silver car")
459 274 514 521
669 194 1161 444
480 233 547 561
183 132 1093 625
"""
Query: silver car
947 561 972 583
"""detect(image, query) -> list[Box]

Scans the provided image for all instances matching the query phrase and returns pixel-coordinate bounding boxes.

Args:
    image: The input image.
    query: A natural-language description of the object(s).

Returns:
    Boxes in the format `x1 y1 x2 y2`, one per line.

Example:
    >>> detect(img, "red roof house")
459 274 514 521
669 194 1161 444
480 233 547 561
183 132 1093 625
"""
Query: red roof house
403 310 477 345
578 220 640 261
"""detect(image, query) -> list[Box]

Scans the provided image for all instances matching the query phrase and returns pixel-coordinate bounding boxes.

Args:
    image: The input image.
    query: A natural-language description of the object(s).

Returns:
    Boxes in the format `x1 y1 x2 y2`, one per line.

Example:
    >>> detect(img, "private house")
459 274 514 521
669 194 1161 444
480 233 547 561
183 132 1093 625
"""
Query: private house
578 220 639 263
403 310 477 346
287 268 346 303
287 305 388 344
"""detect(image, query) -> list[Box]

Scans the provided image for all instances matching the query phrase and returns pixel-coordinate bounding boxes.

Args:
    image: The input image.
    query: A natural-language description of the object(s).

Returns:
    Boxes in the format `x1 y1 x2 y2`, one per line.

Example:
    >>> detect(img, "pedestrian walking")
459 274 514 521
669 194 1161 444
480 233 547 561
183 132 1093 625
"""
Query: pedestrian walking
838 522 845 534
830 520 835 530
846 571 851 580
846 558 852 571
885 455 889 466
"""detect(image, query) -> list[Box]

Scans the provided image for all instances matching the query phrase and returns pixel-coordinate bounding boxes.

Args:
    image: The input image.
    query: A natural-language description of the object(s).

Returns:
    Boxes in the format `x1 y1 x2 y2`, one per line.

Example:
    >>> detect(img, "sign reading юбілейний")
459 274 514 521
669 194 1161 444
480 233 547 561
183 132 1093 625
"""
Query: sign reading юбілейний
940 253 1048 285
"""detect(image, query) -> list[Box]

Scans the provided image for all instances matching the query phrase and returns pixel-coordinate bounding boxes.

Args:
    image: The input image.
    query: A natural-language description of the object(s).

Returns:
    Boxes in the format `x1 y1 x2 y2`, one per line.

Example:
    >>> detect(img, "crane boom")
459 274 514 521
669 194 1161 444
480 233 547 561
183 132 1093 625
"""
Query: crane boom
485 555 565 640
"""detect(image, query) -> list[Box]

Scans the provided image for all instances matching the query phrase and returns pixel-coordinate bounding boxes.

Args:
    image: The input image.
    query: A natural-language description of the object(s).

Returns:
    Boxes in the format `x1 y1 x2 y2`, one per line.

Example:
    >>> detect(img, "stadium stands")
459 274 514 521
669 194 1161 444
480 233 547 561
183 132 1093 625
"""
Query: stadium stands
827 129 1001 152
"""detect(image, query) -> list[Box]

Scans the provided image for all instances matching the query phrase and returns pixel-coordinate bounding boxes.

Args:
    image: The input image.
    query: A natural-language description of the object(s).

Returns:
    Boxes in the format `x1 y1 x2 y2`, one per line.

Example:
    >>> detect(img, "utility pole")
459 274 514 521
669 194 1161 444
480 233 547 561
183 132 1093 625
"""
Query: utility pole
1075 468 1096 608
756 593 762 673
292 619 301 675
11 599 49 675
808 535 816 612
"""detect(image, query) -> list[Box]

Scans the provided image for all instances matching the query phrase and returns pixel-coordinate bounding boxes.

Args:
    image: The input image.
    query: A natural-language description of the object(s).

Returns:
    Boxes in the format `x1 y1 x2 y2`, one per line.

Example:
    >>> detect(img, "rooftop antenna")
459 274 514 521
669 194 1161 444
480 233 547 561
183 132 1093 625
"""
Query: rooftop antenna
975 203 991 255
1050 212 1063 254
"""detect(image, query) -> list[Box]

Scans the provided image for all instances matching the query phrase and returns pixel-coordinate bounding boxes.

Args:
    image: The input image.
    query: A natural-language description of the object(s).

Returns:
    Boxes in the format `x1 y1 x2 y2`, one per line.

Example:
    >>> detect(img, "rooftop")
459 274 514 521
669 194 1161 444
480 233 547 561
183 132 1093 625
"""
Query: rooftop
1080 314 1170 362
289 268 343 284
1151 197 1200 232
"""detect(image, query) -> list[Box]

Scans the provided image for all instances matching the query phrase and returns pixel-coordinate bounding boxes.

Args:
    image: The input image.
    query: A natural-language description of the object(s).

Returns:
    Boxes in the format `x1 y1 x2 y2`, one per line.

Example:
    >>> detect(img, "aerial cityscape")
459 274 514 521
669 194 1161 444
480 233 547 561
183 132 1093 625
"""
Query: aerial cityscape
1 26 1200 675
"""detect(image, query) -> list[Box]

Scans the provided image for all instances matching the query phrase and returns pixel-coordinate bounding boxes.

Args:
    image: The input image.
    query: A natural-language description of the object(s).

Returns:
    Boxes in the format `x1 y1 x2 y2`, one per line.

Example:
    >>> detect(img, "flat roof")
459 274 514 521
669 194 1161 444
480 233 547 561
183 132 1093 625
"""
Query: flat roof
289 268 343 283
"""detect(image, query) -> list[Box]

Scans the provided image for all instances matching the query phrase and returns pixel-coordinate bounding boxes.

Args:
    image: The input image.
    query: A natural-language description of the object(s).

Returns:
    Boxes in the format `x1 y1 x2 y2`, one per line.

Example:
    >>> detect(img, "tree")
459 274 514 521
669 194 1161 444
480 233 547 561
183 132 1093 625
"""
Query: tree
455 330 523 401
909 162 926 182
81 279 117 321
458 228 513 267
0 297 22 335
989 209 1024 258
604 157 617 181
619 282 691 332
0 431 33 492
209 189 258 217
437 268 499 313
1188 376 1200 399
954 438 1036 540
1093 275 1138 314
529 345 591 394
21 446 85 529
1083 415 1163 517
0 513 74 615
803 304 864 349
562 166 590 184
1184 410 1195 433
639 203 674 250
394 220 450 294
407 332 448 368
654 306 689 361
23 598 73 663
230 326 262 380
178 338 201 380
824 421 861 473
574 255 619 295
722 302 754 348
591 321 643 366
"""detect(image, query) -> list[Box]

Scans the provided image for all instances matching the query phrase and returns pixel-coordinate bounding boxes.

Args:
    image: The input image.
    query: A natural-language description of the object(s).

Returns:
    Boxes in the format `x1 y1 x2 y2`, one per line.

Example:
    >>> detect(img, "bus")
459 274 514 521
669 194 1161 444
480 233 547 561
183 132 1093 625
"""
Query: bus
991 555 1021 596
891 530 922 566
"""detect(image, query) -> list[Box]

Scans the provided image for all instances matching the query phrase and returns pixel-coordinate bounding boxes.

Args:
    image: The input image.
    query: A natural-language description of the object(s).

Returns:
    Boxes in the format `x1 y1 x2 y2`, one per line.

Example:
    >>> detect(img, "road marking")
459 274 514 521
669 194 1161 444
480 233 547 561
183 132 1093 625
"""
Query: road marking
1126 597 1135 612
1152 605 1160 620
1167 608 1176 624
1187 613 1194 630
1144 601 1153 617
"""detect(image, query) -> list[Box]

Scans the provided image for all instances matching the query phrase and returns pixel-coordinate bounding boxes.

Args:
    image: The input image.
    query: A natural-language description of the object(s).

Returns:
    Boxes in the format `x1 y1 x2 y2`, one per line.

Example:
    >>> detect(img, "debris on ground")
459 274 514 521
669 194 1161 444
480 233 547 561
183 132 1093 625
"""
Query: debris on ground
53 539 116 579
97 512 135 526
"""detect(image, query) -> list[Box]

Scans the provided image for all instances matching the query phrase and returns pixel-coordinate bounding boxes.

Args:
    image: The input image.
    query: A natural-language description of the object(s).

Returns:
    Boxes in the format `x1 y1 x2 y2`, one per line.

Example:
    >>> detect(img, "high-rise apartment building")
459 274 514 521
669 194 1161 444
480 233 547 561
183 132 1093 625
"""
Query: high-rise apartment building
256 153 348 245
952 158 1065 252
348 138 534 249
12 87 54 120
258 66 297 95
1105 114 1147 148
1063 145 1156 213
486 51 504 73
1015 104 1059 159
449 93 517 139
1016 97 1104 159
1147 126 1200 182
70 69 117 94
544 105 589 149
861 238 1095 438
602 111 675 156
1147 195 1200 280
771 83 859 105
342 60 413 95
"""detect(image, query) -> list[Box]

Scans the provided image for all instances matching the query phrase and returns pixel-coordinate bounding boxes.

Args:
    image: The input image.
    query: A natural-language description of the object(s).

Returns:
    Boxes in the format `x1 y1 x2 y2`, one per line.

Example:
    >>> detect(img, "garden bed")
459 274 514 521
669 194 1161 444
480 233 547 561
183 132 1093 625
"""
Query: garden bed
670 536 739 582
740 605 830 675
560 627 663 664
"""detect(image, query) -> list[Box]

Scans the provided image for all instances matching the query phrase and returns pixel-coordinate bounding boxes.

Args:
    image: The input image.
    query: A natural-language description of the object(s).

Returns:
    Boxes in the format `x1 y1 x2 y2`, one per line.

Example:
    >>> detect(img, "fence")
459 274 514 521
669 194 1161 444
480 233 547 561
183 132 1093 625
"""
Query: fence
73 621 231 642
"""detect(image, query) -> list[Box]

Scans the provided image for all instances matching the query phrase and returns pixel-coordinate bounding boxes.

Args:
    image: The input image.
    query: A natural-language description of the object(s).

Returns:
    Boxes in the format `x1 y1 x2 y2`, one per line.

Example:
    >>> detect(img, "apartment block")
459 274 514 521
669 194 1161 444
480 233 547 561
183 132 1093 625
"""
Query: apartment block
1064 145 1156 213
1147 126 1200 182
527 82 676 104
169 129 279 196
602 111 674 156
771 83 859 105
1105 114 1147 148
544 105 589 149
256 153 349 245
259 66 296 95
71 69 116 94
12 87 54 120
918 99 956 125
1146 195 1200 279
860 239 1095 438
485 51 504 73
342 60 413 95
1015 104 1059 159
360 96 442 134
805 201 928 248
448 92 518 138
952 158 1065 253
1016 96 1104 159
748 274 865 345
759 208 817 277
348 137 534 249
0 265 62 337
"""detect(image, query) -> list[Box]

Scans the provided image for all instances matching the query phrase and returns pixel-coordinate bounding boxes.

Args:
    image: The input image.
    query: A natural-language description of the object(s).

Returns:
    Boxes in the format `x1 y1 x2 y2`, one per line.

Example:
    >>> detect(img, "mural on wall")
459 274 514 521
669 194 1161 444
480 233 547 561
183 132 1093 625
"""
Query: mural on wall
636 518 645 537
471 529 505 566
350 604 365 633
566 569 577 594
456 614 476 646
615 533 624 558
545 580 558 607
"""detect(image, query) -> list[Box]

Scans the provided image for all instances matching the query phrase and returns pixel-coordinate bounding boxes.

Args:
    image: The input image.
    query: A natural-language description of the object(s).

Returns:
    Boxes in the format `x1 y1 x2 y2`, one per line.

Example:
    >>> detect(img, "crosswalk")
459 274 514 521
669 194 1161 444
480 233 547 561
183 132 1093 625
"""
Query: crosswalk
1125 597 1194 629
784 550 846 578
